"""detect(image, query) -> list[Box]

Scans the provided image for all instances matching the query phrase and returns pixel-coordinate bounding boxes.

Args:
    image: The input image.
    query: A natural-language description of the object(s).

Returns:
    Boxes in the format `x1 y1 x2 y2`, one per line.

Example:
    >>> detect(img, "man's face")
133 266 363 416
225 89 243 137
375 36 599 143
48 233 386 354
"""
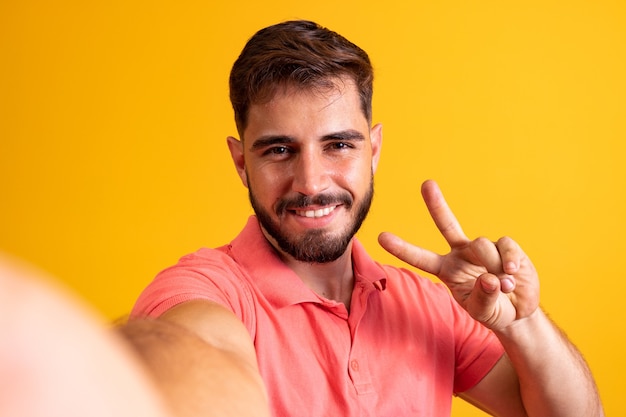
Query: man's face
227 78 382 263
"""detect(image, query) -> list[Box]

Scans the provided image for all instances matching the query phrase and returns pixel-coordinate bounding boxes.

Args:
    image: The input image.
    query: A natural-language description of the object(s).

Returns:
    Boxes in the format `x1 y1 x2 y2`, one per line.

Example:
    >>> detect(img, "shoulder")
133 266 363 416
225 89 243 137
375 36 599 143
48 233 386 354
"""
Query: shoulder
156 246 251 289
172 246 239 272
132 246 256 323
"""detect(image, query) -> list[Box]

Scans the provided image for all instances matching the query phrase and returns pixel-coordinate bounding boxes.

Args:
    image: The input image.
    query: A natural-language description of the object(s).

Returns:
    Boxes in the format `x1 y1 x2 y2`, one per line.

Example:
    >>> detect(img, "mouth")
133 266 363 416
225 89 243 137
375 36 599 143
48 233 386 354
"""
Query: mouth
293 205 338 218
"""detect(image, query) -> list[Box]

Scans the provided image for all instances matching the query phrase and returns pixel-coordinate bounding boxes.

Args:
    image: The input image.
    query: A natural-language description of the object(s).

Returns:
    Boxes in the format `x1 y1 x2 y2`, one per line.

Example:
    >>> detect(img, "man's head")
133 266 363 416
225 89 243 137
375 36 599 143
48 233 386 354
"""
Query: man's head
227 21 382 264
229 20 374 137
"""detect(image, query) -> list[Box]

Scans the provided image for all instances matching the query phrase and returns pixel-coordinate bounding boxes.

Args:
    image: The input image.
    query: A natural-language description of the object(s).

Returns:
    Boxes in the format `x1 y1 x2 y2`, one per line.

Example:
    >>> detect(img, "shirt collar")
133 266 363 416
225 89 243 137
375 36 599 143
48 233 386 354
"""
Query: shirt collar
228 216 386 309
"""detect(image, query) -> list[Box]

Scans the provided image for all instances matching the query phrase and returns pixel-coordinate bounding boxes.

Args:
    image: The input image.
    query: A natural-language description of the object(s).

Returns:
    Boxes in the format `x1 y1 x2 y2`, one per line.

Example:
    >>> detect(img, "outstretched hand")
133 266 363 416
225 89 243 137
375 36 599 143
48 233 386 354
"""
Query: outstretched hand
378 180 540 331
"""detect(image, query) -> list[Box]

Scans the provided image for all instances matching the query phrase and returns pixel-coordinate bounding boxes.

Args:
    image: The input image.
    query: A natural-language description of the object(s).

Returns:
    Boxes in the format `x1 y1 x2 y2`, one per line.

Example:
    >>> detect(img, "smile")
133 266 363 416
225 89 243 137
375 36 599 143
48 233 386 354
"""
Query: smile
294 205 337 218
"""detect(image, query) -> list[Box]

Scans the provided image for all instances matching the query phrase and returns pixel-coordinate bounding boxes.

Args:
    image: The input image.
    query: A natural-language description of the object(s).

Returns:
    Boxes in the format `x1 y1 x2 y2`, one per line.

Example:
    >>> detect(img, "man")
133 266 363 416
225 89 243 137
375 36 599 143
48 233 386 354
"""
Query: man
126 20 603 416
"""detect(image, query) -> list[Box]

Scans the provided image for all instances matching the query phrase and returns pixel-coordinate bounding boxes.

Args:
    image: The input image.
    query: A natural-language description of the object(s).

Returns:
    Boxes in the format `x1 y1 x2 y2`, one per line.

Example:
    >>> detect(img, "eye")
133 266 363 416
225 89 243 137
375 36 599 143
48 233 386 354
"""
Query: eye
263 146 292 157
267 146 289 155
329 141 353 150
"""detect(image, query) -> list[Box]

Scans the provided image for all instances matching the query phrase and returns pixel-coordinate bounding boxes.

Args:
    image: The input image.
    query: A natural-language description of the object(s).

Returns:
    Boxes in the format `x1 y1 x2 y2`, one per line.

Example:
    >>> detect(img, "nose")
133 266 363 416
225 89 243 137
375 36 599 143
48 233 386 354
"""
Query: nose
291 150 331 196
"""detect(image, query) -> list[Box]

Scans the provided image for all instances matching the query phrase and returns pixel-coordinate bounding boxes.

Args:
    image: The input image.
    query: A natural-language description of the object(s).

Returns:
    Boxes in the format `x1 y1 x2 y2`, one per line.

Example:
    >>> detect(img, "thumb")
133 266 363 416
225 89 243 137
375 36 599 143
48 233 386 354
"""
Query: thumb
465 273 504 328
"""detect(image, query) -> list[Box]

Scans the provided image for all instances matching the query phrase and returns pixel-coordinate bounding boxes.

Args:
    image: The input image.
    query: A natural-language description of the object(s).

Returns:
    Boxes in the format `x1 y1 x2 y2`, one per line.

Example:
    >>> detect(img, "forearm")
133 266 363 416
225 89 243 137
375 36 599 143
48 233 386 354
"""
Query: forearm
118 319 271 417
495 308 603 417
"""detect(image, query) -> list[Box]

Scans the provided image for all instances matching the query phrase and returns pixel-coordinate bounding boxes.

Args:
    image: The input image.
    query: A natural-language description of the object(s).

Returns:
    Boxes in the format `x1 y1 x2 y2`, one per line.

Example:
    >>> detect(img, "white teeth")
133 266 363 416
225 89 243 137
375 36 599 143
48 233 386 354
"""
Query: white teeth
297 206 336 218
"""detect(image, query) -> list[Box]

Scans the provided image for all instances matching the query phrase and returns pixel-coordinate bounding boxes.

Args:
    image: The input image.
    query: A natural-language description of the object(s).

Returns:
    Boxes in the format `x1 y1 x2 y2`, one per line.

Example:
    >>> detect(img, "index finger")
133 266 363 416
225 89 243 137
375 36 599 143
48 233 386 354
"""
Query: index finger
421 180 469 248
378 231 443 276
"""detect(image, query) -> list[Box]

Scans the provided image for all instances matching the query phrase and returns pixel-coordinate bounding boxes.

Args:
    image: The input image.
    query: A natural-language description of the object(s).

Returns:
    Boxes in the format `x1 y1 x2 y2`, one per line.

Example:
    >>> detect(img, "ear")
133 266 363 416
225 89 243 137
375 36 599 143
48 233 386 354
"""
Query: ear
370 123 383 174
226 136 249 188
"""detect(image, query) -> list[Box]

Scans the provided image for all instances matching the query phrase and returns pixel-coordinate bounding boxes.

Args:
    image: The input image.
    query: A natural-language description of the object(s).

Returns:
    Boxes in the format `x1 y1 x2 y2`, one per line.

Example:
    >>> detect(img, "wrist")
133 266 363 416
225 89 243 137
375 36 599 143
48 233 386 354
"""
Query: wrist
492 307 545 344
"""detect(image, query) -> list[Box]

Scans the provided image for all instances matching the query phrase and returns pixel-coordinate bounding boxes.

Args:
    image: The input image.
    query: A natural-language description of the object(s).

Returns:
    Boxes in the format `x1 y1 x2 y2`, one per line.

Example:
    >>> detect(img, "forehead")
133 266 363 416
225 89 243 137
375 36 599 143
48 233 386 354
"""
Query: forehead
243 78 368 142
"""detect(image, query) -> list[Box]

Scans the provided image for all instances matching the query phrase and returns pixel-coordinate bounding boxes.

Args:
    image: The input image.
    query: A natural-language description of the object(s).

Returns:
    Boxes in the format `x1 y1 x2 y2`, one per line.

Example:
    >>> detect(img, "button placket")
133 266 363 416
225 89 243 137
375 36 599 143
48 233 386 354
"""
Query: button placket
346 281 375 395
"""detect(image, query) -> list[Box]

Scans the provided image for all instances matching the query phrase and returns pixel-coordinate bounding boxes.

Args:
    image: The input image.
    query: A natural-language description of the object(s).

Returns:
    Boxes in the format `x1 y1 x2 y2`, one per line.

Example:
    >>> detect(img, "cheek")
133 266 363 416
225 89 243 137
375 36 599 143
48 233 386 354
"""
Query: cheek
337 160 372 188
247 167 289 198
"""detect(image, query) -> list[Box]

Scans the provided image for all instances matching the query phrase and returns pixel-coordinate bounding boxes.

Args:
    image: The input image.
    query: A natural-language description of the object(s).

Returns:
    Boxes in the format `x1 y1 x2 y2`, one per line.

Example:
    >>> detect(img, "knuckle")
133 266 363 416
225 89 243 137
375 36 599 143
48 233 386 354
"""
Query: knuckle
472 236 492 248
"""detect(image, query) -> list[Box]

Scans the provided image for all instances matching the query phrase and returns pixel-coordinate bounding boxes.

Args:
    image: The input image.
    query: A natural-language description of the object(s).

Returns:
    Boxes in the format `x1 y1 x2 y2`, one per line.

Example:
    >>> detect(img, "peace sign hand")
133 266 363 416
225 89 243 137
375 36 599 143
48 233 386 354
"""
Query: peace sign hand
378 180 540 331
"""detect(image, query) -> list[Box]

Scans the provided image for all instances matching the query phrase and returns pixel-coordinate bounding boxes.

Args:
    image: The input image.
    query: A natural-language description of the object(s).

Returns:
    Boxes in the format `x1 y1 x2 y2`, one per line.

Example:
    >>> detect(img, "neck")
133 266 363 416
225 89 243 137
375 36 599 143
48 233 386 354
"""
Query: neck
265 232 356 308
287 248 355 308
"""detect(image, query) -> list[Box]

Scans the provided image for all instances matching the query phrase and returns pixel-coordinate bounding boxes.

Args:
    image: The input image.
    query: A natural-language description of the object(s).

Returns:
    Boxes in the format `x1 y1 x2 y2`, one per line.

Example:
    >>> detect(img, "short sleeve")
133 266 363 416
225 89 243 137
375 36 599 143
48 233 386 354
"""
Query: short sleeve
451 299 505 393
130 247 257 336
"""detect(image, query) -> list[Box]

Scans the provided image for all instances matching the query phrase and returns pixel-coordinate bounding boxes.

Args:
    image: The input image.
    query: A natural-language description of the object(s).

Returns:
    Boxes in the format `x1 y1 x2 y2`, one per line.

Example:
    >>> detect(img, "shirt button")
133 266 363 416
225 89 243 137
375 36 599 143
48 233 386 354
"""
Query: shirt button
350 360 359 371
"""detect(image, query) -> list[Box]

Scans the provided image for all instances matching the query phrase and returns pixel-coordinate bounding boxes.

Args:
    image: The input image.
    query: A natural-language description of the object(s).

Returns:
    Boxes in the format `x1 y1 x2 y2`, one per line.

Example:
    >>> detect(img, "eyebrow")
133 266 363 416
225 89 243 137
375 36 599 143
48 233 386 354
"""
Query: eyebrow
322 129 366 142
249 130 366 151
249 135 295 151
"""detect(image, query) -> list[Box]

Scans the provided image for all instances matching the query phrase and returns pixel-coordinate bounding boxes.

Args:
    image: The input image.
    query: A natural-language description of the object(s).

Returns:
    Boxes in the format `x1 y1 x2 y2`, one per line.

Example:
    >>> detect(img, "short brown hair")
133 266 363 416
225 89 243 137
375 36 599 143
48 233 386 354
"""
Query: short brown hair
229 20 374 136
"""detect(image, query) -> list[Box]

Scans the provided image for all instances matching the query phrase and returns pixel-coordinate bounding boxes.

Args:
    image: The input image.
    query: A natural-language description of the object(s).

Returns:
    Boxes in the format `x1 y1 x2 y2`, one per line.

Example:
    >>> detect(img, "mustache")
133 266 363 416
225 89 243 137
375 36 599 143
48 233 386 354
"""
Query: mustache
276 192 353 215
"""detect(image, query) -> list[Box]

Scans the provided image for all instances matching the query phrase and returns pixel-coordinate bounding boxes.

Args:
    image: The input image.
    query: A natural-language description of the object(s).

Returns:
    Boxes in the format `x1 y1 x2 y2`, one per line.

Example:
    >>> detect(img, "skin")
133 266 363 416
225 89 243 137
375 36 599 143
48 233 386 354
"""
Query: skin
227 78 382 307
378 180 540 332
0 253 171 417
120 305 270 417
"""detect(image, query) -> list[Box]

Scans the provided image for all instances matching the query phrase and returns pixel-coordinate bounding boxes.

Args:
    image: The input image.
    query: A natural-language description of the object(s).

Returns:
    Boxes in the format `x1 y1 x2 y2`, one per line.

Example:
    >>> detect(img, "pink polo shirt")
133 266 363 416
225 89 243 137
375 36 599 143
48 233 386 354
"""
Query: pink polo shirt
132 216 504 417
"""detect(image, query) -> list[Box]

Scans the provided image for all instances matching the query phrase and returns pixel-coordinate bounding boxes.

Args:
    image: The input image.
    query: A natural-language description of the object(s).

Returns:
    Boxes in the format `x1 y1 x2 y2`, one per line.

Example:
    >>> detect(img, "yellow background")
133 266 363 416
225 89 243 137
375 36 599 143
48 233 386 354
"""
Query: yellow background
1 0 624 415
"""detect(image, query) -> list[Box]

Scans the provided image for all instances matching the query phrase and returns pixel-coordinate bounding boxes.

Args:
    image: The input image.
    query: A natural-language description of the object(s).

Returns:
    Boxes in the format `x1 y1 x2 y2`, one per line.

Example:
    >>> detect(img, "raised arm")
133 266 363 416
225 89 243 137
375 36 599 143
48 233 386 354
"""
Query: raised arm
0 252 171 417
378 180 603 417
119 300 270 417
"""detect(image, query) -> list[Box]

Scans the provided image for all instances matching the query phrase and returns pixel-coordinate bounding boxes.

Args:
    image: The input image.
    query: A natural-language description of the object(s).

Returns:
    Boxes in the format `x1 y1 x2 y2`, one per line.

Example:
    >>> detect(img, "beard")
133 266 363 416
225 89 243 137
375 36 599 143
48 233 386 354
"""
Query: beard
249 178 374 264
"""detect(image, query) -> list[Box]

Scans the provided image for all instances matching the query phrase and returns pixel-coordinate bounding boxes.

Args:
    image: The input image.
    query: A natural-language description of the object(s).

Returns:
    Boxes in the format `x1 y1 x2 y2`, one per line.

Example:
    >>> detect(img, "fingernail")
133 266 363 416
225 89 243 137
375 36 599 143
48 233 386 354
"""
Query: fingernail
501 276 515 292
480 277 498 293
